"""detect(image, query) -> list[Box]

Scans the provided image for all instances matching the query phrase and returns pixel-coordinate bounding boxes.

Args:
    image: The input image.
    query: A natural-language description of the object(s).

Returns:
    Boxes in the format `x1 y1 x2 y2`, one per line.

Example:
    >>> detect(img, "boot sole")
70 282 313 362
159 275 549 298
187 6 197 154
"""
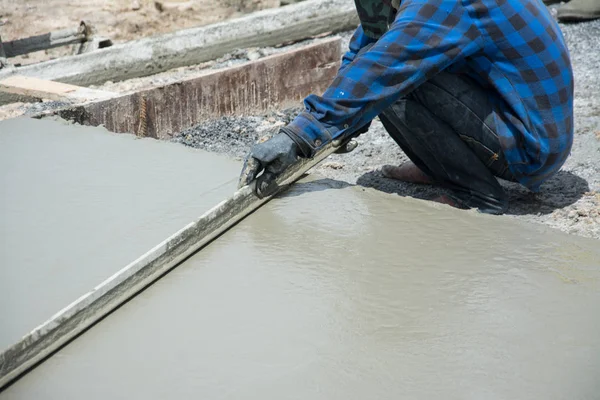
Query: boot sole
558 12 600 21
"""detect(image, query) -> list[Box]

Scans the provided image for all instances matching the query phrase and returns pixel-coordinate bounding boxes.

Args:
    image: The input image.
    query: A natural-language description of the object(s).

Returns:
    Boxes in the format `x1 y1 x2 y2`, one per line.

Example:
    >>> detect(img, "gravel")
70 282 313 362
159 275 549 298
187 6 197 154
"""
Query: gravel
176 17 600 239
174 108 300 157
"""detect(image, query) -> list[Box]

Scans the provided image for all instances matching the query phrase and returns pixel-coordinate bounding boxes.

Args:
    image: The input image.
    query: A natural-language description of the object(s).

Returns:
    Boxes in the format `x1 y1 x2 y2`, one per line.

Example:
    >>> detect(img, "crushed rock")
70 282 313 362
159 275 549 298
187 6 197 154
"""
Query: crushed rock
173 108 300 160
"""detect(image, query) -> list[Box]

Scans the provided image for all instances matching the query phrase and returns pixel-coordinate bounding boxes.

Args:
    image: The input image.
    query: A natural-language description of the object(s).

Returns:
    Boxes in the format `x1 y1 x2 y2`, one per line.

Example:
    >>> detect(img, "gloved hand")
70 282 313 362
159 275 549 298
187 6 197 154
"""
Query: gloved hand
238 121 371 196
333 121 370 154
238 132 300 198
333 137 359 154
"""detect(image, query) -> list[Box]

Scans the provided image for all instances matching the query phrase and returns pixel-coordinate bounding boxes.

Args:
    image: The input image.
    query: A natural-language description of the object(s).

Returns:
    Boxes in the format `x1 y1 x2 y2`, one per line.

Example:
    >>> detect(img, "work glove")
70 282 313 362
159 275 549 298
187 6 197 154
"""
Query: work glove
238 121 370 196
333 137 359 154
238 131 300 198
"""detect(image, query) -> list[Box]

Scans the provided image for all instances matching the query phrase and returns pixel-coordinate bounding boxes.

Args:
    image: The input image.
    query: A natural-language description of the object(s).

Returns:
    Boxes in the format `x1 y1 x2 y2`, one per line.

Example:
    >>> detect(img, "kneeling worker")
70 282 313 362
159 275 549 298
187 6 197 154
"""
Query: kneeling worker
239 0 574 215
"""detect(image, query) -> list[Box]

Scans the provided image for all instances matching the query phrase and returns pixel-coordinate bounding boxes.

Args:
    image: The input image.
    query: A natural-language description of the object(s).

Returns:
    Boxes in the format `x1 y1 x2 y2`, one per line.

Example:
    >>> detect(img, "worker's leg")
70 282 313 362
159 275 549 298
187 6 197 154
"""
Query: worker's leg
379 71 513 214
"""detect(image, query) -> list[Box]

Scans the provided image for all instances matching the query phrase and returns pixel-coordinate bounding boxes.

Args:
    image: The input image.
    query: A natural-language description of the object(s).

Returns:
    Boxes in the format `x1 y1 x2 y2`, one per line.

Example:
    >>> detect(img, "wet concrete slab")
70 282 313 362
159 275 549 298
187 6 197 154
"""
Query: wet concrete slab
0 117 241 350
3 178 600 399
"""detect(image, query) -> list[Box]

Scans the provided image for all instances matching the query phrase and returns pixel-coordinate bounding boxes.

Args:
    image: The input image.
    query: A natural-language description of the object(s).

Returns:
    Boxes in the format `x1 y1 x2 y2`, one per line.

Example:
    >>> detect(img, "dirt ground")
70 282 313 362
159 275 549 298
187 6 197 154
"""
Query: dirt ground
0 0 279 65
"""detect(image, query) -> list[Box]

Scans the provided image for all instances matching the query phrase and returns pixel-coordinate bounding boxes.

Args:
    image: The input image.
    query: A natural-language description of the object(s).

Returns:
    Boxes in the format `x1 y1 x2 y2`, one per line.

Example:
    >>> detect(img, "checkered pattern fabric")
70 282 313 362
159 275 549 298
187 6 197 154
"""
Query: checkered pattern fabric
286 0 574 191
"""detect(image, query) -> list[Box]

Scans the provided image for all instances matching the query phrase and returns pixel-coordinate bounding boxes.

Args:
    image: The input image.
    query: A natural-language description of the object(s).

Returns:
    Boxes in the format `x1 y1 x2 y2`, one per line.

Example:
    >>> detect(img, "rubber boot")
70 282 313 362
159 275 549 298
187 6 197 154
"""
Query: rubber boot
557 0 600 21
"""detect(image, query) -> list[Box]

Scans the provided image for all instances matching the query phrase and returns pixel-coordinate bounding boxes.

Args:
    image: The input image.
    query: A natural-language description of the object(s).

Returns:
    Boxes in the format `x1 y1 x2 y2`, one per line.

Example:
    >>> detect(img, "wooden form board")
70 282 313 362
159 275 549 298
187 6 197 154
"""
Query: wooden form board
0 75 114 102
52 38 341 139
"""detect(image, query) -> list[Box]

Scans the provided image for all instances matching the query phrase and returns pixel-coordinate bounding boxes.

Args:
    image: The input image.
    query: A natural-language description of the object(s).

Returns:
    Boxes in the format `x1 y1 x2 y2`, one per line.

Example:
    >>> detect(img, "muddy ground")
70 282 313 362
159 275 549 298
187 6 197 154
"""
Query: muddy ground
176 16 600 239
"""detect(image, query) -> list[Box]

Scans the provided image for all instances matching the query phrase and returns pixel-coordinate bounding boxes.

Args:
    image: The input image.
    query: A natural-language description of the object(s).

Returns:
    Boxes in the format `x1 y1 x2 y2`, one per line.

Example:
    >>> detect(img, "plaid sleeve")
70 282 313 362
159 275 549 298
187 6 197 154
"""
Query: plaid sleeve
286 0 484 156
338 25 376 75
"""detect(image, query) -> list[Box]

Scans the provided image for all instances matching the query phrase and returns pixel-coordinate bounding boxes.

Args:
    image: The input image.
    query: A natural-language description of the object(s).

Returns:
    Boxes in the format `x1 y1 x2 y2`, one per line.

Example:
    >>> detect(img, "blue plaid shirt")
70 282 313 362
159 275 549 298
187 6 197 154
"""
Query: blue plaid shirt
286 0 574 191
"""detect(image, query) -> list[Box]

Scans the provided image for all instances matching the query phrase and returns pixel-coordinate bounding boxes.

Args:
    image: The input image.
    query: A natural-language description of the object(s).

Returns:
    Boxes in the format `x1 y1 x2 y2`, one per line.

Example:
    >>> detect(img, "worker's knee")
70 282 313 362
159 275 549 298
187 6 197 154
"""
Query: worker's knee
380 95 423 129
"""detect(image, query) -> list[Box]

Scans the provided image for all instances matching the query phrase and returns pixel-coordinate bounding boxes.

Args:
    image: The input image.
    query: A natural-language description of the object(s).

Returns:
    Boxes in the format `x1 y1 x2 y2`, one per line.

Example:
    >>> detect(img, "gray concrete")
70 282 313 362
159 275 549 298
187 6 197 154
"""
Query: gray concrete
0 117 240 350
0 0 358 104
3 177 600 399
0 116 340 389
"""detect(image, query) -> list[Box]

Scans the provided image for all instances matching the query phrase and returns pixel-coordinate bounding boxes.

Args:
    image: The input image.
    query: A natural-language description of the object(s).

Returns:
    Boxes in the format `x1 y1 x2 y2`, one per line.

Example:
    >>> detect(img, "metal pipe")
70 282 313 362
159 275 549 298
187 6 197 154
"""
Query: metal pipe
3 21 91 58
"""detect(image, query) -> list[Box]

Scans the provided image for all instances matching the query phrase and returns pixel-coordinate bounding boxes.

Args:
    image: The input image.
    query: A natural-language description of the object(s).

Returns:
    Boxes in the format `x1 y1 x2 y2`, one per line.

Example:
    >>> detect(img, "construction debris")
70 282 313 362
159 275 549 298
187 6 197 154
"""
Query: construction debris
0 0 358 105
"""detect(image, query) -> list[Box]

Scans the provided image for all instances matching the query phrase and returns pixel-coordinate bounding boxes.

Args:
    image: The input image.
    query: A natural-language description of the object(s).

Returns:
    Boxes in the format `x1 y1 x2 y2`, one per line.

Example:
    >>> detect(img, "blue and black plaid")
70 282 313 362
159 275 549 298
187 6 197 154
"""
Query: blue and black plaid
286 0 574 191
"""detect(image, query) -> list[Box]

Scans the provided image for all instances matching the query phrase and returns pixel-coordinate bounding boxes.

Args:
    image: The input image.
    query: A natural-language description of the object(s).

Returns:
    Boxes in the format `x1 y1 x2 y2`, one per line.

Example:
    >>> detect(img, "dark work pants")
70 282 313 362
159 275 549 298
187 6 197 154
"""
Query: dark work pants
379 71 515 215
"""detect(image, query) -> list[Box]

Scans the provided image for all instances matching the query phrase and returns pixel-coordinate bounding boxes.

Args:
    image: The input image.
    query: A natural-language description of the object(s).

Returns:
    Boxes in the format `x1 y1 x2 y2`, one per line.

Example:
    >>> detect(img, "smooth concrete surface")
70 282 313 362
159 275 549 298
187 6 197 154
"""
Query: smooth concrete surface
3 178 600 399
0 117 240 350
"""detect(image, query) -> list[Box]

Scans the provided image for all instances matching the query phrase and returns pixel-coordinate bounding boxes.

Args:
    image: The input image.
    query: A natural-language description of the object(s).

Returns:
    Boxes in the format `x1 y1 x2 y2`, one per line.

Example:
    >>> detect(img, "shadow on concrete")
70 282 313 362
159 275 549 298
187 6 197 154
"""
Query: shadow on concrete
355 169 589 216
503 170 589 216
278 177 353 198
356 169 446 201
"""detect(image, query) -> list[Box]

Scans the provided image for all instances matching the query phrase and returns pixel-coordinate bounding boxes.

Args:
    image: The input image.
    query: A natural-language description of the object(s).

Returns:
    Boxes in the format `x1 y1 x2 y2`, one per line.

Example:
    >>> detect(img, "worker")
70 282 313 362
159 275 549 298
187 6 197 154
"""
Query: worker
547 0 600 22
238 0 574 215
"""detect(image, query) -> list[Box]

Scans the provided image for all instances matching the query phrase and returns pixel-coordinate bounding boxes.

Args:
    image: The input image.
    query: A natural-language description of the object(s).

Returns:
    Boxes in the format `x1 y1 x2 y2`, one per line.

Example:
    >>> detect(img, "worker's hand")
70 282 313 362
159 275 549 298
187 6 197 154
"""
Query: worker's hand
333 137 359 154
332 121 370 154
238 132 300 198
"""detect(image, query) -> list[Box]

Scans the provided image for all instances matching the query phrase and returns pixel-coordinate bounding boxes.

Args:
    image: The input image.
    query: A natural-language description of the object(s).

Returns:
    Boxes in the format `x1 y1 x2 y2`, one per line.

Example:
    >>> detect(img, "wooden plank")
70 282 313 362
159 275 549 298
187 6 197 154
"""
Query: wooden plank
0 135 345 390
0 75 115 102
53 38 341 139
0 0 357 105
